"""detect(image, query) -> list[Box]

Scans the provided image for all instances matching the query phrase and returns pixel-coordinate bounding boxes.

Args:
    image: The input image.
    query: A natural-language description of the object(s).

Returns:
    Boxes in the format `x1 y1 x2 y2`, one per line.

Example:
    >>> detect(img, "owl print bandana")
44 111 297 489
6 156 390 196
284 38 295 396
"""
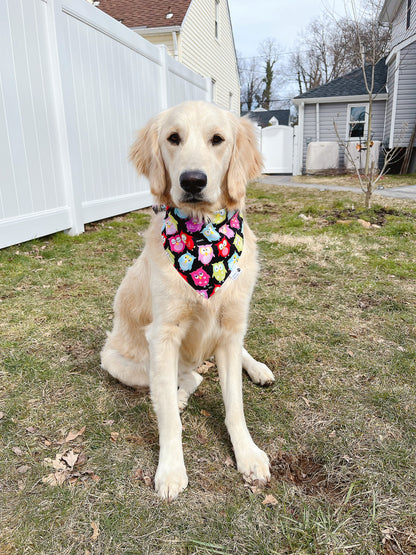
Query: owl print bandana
160 206 244 298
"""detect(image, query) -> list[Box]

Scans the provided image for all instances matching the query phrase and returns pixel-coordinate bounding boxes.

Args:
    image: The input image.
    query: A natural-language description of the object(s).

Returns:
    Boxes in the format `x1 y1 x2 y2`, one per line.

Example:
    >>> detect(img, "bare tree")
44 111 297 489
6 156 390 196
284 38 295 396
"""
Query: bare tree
255 38 281 110
334 0 401 208
238 39 284 112
291 11 390 94
237 53 263 112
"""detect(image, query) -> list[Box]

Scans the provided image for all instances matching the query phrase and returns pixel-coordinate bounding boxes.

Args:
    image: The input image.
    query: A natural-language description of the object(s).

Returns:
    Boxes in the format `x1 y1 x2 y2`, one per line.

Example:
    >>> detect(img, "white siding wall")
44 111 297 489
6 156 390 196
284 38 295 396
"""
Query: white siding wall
179 0 240 113
0 0 210 249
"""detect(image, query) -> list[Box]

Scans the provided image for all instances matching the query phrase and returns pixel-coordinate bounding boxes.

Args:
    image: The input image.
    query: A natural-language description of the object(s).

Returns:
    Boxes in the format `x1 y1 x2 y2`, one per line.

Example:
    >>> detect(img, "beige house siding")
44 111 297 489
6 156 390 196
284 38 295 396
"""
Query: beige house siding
179 0 240 113
138 32 176 57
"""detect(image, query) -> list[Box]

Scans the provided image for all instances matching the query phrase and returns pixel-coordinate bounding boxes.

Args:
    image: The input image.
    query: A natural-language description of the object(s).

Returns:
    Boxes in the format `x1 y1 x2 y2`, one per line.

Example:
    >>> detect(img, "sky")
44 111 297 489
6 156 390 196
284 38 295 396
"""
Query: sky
228 0 351 99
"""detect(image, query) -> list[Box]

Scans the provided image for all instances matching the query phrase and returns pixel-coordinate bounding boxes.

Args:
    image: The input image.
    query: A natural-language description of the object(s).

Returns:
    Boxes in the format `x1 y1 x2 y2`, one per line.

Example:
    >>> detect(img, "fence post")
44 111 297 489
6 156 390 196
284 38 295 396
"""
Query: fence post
48 0 84 235
158 45 169 111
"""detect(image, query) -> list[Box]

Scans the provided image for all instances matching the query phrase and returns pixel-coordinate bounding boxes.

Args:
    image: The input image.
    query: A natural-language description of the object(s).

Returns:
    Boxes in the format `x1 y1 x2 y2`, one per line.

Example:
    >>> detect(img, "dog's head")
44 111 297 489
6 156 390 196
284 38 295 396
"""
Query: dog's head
130 101 263 214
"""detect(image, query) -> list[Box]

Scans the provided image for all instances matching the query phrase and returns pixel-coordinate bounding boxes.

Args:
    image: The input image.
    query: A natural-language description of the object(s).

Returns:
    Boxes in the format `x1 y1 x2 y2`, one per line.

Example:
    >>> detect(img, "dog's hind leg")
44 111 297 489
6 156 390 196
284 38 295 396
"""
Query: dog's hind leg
242 348 275 385
100 340 149 389
177 368 203 411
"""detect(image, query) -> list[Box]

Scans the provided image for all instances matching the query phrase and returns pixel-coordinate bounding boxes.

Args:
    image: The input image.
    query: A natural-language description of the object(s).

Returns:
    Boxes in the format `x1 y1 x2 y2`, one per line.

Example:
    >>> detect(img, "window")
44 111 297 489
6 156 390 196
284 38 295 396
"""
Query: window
407 0 412 30
215 0 219 39
347 104 368 139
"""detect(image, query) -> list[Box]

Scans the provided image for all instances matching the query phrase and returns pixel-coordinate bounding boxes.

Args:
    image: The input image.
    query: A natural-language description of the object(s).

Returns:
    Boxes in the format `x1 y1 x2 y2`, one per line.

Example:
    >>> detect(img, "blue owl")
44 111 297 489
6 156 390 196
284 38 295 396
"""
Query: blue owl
174 208 188 219
202 222 221 242
212 261 226 282
227 253 240 270
178 252 195 271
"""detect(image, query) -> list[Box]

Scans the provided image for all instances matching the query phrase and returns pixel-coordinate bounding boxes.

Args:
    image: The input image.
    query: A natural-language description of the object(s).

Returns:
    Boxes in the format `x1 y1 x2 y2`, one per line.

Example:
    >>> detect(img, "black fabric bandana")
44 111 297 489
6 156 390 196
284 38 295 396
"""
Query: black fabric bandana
160 206 244 298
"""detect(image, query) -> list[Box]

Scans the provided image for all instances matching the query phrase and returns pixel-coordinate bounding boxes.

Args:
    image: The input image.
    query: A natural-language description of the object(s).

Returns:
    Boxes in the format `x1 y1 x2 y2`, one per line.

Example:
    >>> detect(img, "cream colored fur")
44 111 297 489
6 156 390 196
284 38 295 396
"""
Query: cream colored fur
101 101 274 501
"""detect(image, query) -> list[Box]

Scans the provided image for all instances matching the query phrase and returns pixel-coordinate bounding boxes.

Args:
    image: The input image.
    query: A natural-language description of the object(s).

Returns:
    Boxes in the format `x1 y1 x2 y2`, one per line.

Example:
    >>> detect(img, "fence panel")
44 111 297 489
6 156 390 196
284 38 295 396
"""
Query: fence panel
261 125 294 174
0 0 210 249
0 0 72 248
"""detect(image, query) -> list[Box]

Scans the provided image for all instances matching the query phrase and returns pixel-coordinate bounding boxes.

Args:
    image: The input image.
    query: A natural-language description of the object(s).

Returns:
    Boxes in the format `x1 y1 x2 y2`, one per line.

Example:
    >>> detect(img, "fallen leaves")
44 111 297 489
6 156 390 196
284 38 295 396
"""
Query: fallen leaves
90 521 99 542
59 425 86 445
42 449 100 487
133 468 153 488
39 425 100 487
197 360 215 375
224 456 234 468
262 494 278 506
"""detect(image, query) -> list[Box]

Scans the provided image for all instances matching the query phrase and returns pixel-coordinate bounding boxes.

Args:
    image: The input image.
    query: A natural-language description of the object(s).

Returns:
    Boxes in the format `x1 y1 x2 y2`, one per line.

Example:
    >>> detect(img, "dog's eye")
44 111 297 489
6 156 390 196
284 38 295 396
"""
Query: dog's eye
211 134 224 146
167 133 181 145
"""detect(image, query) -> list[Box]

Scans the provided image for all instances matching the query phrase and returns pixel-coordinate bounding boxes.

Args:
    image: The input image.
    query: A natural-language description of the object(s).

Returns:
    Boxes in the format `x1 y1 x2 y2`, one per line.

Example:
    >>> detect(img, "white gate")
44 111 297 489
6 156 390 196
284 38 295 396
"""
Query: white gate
260 125 294 174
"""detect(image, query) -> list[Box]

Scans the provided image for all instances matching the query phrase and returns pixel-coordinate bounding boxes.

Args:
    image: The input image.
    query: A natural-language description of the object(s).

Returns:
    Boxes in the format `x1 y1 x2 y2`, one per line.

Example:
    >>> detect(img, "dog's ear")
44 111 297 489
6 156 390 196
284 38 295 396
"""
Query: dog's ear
129 115 169 202
227 116 263 203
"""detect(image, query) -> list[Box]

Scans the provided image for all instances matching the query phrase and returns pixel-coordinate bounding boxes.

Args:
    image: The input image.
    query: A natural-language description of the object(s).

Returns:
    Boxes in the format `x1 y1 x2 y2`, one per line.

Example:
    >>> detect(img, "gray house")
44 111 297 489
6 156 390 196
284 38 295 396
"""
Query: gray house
380 0 416 171
292 0 416 175
292 61 388 175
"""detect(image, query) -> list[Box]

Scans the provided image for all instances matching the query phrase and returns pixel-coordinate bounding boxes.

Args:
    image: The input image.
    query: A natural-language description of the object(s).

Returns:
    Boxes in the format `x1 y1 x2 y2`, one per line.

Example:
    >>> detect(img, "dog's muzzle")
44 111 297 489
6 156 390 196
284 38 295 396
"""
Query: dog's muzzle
179 171 207 201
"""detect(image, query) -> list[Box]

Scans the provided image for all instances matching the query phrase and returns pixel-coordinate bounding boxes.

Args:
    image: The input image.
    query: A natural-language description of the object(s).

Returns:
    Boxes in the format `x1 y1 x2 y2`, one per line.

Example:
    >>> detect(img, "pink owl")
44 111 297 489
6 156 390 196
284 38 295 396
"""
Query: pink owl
219 223 235 239
186 218 203 233
198 244 214 265
169 234 185 253
229 212 241 229
164 215 178 235
190 267 210 287
216 238 230 257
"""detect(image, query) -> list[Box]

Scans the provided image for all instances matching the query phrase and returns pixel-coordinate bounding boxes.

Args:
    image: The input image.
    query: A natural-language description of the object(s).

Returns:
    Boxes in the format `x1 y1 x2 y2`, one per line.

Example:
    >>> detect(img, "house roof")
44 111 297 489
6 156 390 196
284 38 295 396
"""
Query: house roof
293 58 388 101
242 109 290 127
97 0 192 28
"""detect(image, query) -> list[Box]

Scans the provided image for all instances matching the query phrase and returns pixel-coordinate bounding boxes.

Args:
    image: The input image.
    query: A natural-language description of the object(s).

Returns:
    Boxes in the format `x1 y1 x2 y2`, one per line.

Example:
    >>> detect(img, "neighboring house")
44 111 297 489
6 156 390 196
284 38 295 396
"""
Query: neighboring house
242 108 291 128
380 0 416 170
292 60 388 175
97 0 240 113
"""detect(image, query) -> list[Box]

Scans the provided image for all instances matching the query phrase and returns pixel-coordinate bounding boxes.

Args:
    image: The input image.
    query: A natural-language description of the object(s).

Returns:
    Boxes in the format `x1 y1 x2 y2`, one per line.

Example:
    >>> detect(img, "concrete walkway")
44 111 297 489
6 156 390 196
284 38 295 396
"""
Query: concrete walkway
259 174 416 201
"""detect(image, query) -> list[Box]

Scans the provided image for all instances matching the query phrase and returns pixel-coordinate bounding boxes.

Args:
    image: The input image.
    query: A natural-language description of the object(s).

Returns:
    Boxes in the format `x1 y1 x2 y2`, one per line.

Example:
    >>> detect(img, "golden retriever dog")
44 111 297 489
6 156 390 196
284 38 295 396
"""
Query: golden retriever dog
101 101 274 500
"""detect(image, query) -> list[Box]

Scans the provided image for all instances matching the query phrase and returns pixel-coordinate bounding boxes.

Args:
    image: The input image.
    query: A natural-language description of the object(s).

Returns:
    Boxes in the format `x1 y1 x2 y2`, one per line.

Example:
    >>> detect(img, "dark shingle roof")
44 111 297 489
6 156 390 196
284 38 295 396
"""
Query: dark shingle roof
97 0 192 28
242 109 290 127
294 58 387 100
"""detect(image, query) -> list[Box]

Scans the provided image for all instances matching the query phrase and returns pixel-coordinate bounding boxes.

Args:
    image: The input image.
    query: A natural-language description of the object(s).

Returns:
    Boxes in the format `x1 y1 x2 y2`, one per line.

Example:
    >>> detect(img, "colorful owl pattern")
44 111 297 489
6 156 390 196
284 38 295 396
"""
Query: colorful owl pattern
161 207 244 298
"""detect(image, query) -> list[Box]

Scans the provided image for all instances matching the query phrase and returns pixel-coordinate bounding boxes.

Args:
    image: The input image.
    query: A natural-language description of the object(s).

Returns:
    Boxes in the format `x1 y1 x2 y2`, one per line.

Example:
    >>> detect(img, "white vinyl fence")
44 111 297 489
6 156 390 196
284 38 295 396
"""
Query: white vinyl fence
258 125 295 174
0 0 210 249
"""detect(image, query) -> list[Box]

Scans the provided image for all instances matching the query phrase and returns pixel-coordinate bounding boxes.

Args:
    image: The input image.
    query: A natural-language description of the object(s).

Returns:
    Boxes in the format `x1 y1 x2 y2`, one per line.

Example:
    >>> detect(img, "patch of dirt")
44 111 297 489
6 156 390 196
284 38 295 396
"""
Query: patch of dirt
247 201 281 215
323 207 416 226
382 528 416 554
271 452 342 501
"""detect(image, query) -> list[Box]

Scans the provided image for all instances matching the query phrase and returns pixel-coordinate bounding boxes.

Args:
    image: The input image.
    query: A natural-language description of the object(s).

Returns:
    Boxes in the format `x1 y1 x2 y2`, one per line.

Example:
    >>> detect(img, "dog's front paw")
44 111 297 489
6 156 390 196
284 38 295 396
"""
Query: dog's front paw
155 462 188 501
236 446 271 485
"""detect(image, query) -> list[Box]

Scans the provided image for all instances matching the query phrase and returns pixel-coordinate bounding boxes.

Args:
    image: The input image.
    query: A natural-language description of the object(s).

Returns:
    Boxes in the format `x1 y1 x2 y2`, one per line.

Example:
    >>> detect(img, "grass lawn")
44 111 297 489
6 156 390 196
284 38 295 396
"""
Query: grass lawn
292 173 416 189
1 182 416 554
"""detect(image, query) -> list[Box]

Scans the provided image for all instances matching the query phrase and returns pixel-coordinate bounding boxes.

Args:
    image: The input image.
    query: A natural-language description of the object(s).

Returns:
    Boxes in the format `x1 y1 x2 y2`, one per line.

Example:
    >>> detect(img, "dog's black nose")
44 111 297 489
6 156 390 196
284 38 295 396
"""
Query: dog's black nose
179 171 207 194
